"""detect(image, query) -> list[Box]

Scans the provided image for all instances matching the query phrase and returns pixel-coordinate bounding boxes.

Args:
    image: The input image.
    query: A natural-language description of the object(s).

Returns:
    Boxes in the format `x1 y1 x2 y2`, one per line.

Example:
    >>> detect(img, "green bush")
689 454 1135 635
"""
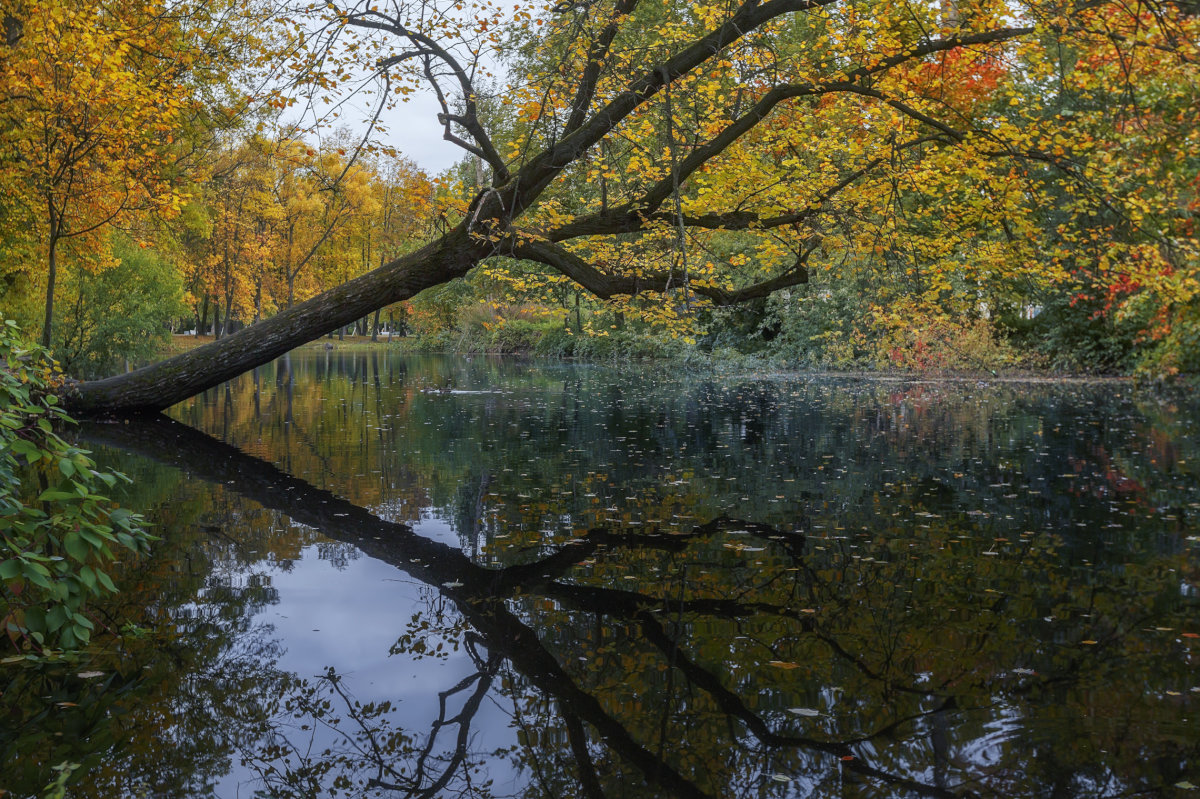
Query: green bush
54 237 186 379
486 318 561 353
0 321 152 653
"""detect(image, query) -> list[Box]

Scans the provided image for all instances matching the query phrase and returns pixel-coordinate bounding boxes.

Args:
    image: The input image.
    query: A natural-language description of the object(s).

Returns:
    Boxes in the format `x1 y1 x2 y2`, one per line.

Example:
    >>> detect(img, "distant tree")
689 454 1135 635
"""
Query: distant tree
63 0 1200 413
55 237 187 379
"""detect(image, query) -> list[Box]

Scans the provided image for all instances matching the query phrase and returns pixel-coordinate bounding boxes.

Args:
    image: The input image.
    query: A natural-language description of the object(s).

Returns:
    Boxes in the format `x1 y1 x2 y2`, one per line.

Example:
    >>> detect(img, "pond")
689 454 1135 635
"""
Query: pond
3 352 1199 798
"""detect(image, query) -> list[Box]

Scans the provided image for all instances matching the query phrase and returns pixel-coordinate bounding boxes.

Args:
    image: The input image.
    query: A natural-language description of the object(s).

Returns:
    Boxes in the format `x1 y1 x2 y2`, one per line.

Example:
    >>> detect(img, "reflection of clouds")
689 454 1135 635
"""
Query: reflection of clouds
246 544 523 796
86 365 1200 799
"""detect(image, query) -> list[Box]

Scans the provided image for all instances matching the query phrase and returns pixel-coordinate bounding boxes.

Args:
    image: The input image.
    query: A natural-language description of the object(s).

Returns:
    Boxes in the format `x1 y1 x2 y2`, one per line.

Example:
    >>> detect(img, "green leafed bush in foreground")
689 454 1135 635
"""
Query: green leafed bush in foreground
0 320 152 653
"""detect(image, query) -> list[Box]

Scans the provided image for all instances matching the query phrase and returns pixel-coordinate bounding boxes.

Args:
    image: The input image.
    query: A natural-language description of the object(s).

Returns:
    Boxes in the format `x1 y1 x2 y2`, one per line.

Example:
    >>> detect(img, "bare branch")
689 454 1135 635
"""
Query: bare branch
345 9 510 181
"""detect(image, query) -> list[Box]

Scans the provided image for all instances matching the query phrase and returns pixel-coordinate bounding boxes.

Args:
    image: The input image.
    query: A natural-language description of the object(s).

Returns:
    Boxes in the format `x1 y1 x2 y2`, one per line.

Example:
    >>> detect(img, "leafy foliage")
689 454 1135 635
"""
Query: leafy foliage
54 237 187 379
0 321 151 652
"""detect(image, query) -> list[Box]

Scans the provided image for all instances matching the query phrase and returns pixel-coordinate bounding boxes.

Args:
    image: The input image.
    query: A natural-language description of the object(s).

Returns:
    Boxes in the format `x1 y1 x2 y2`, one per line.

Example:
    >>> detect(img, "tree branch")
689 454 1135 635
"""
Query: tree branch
346 9 510 181
563 0 643 135
508 237 814 305
543 27 1030 241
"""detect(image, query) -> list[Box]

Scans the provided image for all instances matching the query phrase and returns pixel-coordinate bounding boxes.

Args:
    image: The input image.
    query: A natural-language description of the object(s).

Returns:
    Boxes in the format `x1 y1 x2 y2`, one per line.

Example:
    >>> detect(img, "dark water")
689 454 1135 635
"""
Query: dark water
3 353 1200 798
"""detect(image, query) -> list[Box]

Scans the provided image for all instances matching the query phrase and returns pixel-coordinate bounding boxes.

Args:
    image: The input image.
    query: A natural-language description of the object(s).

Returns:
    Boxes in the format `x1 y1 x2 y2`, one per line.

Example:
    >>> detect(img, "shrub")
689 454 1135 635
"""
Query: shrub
0 321 152 653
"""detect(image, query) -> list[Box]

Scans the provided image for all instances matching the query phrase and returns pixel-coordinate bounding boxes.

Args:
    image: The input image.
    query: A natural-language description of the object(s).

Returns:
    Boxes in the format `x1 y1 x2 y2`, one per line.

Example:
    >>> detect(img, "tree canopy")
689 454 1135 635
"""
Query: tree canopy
0 0 1195 412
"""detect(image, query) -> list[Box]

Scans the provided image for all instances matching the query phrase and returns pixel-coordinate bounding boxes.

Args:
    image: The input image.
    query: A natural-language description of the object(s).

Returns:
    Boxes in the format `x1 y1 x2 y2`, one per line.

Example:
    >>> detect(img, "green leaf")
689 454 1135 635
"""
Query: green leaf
22 606 46 632
46 605 69 632
63 532 90 563
9 438 40 459
37 490 78 502
24 567 53 589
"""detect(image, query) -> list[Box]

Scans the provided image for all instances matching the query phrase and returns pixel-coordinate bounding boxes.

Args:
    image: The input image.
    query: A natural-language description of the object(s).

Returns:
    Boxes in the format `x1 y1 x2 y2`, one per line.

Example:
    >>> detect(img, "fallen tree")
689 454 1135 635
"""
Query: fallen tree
61 0 1199 413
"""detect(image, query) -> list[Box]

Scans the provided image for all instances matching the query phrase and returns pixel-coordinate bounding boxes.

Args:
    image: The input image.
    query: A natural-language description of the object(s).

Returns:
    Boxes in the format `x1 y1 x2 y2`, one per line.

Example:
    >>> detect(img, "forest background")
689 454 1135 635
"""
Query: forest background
1 0 1198 382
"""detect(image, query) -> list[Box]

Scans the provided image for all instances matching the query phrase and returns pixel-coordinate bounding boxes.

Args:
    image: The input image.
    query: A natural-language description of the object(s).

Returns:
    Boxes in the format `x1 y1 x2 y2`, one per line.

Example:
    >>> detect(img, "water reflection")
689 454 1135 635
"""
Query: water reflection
2 354 1199 798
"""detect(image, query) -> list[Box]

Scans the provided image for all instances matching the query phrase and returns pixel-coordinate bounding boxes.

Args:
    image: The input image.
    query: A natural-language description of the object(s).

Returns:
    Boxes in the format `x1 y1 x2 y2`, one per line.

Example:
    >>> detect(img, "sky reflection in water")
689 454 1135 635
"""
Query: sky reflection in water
3 353 1199 798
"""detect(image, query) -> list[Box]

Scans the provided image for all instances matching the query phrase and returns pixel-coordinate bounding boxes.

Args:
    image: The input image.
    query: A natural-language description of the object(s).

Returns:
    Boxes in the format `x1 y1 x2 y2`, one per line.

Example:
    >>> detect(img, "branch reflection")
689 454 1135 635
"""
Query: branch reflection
80 417 1198 799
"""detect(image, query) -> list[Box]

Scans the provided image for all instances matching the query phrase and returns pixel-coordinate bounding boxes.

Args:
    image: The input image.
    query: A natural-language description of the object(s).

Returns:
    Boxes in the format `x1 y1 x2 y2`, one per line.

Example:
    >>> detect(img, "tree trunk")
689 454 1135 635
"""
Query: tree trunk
41 233 58 349
64 228 483 415
198 294 209 336
371 308 381 342
41 201 60 349
4 14 22 46
213 297 224 341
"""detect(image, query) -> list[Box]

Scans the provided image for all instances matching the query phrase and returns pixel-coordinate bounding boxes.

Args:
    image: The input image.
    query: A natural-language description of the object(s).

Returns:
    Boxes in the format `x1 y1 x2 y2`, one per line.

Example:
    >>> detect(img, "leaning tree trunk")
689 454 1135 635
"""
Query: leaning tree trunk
59 0 832 416
64 227 484 415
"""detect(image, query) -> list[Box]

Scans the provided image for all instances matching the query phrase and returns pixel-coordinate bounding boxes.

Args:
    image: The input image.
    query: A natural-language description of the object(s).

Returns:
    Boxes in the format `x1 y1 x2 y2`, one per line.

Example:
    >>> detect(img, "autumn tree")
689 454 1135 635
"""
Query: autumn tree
0 0 263 348
62 0 1200 413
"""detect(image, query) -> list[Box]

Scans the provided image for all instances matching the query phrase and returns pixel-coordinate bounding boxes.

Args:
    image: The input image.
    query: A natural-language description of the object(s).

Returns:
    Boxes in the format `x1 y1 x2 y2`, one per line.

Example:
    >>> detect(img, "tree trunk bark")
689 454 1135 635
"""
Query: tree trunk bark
198 294 209 336
64 228 483 415
41 234 57 349
41 201 60 349
213 297 224 340
222 292 233 338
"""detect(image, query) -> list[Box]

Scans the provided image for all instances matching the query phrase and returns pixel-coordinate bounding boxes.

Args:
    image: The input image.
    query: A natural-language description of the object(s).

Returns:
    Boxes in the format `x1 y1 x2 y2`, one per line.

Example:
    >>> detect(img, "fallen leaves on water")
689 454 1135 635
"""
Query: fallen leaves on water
768 661 801 669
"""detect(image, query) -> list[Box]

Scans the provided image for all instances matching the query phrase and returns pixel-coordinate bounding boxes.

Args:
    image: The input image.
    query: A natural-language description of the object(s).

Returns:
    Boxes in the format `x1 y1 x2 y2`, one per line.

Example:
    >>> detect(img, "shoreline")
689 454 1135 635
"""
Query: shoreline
163 333 1179 385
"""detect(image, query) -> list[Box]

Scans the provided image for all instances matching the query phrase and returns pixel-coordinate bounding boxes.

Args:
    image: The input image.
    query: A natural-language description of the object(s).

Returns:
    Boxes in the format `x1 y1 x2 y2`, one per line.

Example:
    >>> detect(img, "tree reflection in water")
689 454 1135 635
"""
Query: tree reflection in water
55 415 1199 799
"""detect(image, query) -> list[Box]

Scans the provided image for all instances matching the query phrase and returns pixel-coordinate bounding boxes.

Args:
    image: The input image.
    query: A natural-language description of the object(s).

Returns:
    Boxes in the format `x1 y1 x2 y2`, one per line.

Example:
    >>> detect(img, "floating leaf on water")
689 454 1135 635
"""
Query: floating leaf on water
1175 781 1197 790
76 671 105 679
768 661 801 669
788 707 820 717
1081 640 1098 645
441 581 463 588
770 774 791 783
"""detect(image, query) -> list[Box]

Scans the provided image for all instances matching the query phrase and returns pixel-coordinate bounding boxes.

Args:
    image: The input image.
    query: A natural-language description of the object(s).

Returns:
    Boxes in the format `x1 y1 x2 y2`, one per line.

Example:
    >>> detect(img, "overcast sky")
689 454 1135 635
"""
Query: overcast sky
376 89 468 176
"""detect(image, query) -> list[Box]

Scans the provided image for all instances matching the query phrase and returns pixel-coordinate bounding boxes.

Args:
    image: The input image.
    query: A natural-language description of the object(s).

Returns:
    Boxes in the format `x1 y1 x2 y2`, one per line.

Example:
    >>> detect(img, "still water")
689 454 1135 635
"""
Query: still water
3 352 1200 798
